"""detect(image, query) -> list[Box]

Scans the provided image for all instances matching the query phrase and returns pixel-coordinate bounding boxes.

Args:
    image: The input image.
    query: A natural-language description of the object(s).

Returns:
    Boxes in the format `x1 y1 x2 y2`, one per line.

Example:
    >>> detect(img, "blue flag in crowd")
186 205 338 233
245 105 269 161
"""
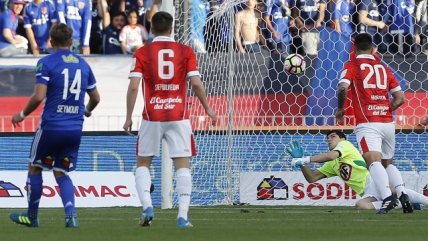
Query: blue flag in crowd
305 27 352 125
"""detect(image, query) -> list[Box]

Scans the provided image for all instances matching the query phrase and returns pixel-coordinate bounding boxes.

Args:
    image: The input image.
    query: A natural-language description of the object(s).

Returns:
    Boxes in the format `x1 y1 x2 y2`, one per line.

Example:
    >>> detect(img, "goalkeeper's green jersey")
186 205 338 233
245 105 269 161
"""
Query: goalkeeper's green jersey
317 140 368 196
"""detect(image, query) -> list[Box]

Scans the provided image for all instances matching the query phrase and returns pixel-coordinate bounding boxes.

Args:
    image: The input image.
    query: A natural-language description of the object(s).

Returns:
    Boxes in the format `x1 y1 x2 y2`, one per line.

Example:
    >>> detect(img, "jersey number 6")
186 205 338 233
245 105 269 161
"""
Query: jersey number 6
158 49 174 79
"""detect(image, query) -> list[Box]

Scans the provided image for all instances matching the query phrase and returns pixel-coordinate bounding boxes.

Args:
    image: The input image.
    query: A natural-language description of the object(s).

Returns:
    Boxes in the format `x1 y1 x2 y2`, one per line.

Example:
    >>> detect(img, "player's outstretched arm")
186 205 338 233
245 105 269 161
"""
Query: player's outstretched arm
301 167 326 183
287 142 339 167
189 76 217 126
11 83 47 128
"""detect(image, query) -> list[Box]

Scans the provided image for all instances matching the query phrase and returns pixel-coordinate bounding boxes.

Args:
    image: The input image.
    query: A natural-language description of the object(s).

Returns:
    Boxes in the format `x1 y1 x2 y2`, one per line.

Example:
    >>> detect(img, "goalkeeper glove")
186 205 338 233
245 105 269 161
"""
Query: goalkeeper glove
286 140 304 158
291 156 310 170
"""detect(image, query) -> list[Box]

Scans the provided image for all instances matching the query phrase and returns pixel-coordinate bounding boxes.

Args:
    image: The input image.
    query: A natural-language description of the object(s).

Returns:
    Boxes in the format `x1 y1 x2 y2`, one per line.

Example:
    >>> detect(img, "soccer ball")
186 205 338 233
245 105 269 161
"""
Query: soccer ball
284 54 306 75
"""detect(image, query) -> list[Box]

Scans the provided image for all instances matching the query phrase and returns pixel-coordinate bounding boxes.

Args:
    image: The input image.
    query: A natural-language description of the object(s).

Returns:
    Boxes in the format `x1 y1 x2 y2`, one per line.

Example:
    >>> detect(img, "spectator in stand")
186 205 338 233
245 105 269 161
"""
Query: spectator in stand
291 0 326 56
100 0 126 54
122 0 154 28
262 0 293 57
90 0 104 54
357 0 388 53
190 0 209 53
109 0 126 14
333 0 356 38
0 0 28 57
388 0 416 56
1 0 8 12
120 9 148 54
56 0 92 55
415 0 428 54
23 0 57 57
235 0 263 53
205 2 231 52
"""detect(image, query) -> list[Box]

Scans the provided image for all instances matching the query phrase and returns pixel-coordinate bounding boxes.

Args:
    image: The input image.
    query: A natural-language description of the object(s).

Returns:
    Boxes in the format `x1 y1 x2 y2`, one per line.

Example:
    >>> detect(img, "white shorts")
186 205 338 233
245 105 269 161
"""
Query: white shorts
137 119 195 158
301 32 320 56
355 122 395 159
361 175 382 201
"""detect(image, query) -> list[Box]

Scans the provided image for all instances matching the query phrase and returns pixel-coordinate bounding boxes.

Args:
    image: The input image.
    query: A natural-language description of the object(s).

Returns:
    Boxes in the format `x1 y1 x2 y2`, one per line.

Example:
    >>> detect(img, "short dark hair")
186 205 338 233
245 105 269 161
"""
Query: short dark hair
354 33 373 52
50 23 72 47
111 11 126 20
151 11 173 35
326 130 347 140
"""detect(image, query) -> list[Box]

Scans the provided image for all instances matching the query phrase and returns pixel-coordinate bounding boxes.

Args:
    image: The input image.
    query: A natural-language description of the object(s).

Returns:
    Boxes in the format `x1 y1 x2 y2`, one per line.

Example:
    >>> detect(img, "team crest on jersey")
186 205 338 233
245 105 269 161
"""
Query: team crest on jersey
62 157 72 168
43 155 54 167
41 7 47 14
62 54 79 63
78 1 85 9
339 163 352 181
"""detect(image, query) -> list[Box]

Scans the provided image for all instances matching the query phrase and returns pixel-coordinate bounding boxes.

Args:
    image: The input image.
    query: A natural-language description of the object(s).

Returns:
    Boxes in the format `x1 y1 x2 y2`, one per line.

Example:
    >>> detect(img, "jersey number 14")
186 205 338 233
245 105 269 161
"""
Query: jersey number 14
62 69 82 101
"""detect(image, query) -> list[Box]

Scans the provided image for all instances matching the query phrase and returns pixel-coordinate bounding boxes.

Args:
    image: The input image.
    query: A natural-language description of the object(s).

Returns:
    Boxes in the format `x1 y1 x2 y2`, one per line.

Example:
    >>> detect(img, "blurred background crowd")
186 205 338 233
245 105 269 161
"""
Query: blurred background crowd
0 0 427 58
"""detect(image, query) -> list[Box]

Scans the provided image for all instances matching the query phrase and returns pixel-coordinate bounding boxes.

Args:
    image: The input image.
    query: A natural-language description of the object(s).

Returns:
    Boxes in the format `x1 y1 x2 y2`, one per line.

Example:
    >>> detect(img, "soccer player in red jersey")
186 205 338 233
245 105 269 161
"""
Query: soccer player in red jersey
335 33 410 214
123 11 217 228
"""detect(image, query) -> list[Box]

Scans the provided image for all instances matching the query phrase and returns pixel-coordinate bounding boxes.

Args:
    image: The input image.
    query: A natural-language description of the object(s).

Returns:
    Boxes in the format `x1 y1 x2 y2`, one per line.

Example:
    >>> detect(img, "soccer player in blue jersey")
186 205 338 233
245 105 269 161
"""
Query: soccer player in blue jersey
23 0 57 57
9 23 100 228
56 0 92 55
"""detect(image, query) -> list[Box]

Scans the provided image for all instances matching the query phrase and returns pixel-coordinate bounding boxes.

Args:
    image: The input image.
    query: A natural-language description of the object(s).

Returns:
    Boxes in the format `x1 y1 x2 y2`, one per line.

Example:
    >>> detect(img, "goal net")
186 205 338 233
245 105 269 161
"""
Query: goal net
172 0 428 206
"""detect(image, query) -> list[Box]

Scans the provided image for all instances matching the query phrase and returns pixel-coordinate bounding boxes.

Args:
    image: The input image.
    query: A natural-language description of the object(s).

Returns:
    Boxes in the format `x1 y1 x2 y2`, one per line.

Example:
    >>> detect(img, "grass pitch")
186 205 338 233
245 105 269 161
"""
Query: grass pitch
1 206 427 241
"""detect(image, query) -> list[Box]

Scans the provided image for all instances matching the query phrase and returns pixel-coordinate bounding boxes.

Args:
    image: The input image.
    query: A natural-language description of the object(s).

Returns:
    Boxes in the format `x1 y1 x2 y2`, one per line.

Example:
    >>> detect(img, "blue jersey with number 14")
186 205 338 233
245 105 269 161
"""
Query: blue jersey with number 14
36 49 97 130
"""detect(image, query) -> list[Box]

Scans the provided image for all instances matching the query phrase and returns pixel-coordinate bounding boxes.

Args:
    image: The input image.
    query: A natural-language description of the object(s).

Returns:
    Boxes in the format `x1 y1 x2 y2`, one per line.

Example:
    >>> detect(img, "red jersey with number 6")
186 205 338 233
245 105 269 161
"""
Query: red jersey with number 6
129 36 200 121
338 54 402 124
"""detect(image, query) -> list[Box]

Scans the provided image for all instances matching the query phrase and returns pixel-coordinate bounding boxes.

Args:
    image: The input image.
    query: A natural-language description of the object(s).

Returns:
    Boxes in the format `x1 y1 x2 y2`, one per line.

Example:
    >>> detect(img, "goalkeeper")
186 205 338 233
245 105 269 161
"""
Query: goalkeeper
286 130 428 210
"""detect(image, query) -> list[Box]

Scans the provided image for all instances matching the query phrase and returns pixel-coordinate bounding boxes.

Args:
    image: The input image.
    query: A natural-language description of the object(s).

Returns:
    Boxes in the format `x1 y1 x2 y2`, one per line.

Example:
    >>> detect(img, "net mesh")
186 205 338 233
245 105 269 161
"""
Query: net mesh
172 0 428 205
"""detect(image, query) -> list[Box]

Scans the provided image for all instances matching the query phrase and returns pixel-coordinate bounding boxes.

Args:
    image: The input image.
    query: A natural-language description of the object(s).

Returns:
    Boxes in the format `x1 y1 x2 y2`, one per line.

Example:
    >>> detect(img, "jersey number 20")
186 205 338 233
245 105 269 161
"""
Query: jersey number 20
361 63 387 89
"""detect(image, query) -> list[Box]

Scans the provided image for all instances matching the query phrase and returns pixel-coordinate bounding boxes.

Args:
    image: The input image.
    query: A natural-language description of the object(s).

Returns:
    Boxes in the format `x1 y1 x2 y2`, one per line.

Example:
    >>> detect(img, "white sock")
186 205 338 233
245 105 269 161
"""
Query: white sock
176 168 191 220
405 188 428 205
385 164 407 196
371 201 383 210
369 162 392 199
135 166 152 209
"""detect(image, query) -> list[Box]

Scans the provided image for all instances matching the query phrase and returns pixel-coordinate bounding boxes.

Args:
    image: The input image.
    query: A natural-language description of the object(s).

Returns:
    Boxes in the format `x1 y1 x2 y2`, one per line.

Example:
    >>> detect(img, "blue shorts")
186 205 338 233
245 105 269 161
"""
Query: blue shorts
29 129 82 172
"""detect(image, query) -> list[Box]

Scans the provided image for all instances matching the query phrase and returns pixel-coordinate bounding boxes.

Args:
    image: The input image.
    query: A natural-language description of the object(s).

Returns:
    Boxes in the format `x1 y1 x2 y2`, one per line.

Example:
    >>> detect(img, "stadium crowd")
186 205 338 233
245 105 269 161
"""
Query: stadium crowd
0 0 427 57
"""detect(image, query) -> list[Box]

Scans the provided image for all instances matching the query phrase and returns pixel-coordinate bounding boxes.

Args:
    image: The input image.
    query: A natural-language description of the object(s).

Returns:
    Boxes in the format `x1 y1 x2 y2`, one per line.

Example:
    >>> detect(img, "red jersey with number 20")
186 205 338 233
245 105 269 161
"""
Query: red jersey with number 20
339 54 402 124
129 36 200 121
